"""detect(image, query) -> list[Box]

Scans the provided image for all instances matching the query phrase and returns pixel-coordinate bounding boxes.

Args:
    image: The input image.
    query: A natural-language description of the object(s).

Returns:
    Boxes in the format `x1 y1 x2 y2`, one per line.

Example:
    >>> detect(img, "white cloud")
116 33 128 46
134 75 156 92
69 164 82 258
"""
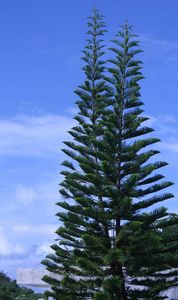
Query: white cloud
0 221 56 257
13 178 61 216
142 114 178 161
37 241 53 255
140 34 178 50
12 224 57 236
162 115 178 124
12 225 30 232
16 184 38 205
142 114 158 127
143 114 178 134
0 227 11 255
160 142 178 154
66 106 79 115
13 244 24 254
0 226 25 255
139 34 178 67
0 244 49 279
0 114 76 157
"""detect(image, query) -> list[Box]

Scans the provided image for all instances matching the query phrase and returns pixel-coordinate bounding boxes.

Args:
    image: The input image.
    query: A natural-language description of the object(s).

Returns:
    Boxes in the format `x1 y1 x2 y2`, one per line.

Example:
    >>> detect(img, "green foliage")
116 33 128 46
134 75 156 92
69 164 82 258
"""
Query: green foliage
42 6 178 300
94 291 110 300
0 271 45 300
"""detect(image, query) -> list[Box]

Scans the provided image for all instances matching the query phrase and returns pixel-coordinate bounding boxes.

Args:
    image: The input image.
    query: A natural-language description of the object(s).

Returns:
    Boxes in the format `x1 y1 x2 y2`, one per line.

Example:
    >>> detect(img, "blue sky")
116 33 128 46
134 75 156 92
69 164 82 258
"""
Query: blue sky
0 0 178 286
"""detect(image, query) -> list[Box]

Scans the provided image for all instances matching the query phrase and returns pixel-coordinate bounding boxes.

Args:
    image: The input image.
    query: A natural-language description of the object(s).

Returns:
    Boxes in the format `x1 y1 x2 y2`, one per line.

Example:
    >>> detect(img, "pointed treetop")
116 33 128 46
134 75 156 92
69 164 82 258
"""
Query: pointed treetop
88 5 106 23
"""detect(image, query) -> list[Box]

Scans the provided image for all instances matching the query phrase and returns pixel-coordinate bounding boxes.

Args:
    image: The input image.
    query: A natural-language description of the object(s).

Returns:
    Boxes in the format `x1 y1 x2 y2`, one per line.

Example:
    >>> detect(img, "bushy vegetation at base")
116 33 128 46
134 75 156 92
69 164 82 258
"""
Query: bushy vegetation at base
0 271 46 300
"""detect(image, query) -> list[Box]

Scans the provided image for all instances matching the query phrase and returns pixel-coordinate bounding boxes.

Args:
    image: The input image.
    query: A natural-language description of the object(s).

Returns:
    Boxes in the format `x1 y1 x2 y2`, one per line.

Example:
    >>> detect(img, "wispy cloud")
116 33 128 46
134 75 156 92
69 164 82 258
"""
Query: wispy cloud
140 34 178 50
16 184 38 205
139 33 178 67
66 106 79 115
0 227 11 255
0 114 76 157
159 142 178 154
143 114 178 165
12 224 57 236
144 114 178 135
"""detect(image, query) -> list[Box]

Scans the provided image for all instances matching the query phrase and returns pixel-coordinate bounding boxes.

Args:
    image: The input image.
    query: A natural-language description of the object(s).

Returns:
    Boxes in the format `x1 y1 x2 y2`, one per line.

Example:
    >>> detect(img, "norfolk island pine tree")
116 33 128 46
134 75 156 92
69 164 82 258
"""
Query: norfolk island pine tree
42 7 178 300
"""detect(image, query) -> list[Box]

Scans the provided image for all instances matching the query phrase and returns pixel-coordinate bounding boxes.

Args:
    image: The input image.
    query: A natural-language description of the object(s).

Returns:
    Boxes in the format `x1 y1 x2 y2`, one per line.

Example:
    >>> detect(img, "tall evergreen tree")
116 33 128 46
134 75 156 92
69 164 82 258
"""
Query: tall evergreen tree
42 7 112 300
42 8 178 300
